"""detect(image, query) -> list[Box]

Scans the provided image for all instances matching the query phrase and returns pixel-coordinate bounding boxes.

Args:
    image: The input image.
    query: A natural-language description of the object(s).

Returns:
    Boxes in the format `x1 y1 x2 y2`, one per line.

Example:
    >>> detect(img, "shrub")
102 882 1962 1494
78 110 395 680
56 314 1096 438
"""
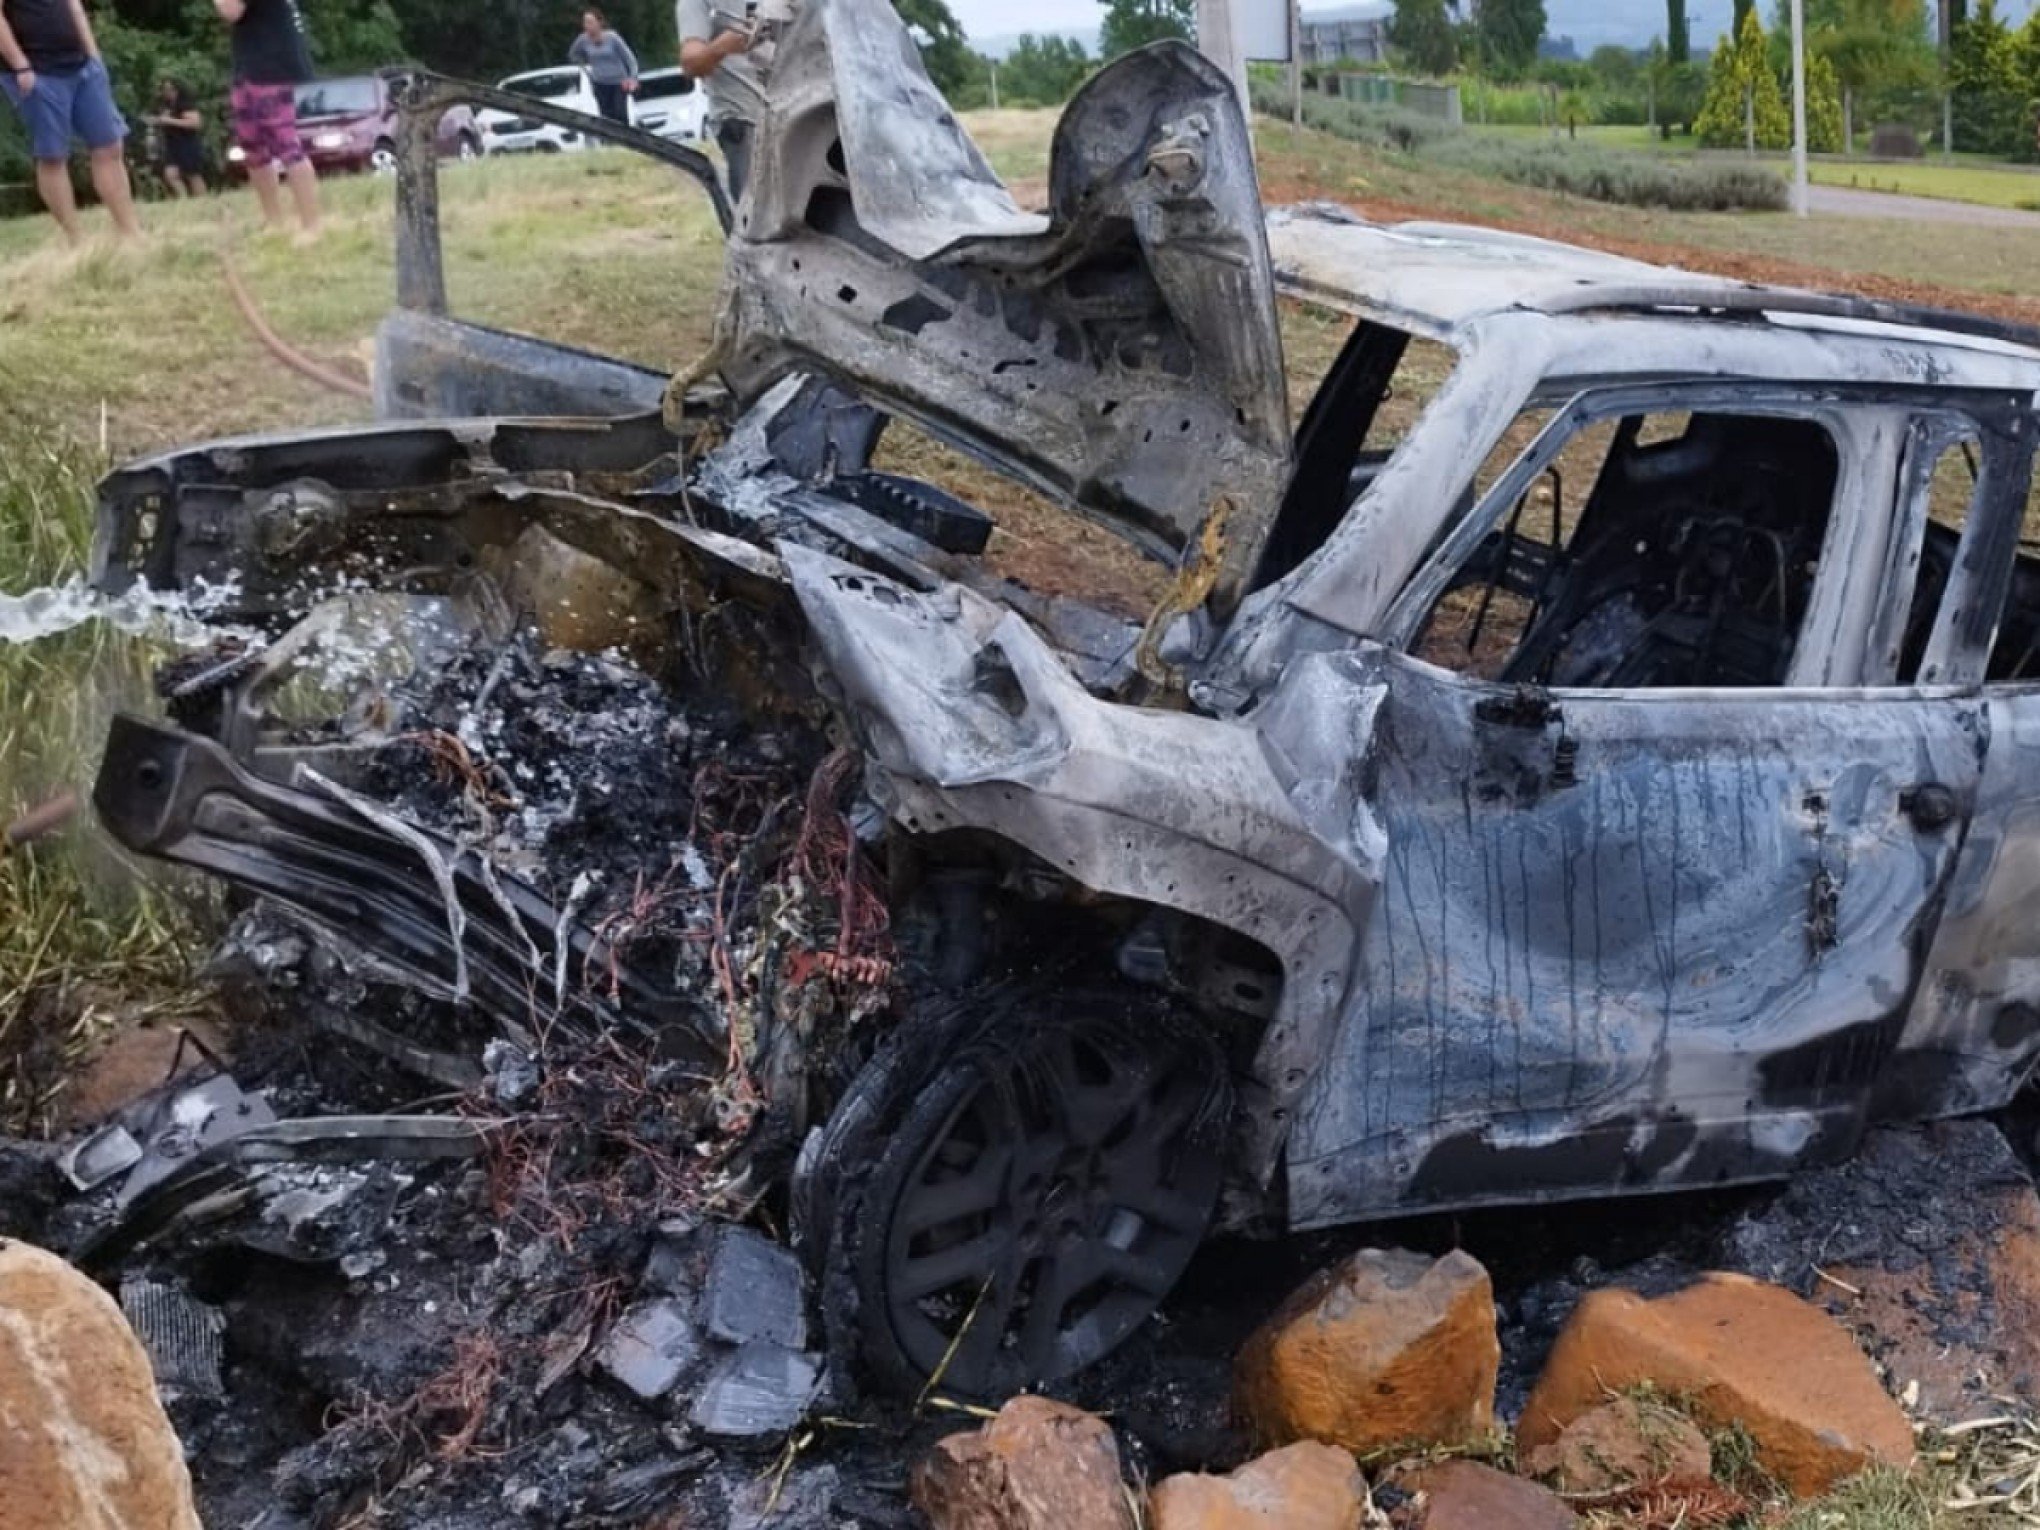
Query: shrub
1429 135 1789 210
1252 79 1789 213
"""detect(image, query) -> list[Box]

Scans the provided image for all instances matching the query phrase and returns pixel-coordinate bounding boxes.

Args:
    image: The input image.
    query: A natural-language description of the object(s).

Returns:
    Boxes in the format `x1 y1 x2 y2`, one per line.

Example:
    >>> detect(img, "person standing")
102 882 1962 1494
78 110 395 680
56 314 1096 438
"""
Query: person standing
145 77 208 197
678 0 786 199
0 0 143 243
569 9 639 127
215 0 321 240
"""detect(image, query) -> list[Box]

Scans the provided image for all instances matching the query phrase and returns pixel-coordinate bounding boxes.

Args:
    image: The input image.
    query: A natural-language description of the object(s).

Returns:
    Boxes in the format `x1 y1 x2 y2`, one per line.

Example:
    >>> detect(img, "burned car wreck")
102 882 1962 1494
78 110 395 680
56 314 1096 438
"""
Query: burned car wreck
82 0 2040 1412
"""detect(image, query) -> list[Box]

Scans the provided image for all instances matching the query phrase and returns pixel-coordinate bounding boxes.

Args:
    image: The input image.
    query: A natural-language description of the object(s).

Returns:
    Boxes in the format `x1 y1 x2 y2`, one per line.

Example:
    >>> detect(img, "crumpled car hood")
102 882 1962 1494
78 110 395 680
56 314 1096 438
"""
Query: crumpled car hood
718 0 1293 622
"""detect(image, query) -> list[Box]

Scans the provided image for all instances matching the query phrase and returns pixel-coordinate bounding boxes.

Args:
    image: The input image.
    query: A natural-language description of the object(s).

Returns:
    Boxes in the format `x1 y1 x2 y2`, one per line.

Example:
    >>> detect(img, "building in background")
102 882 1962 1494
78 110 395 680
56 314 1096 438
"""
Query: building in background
1299 2 1392 68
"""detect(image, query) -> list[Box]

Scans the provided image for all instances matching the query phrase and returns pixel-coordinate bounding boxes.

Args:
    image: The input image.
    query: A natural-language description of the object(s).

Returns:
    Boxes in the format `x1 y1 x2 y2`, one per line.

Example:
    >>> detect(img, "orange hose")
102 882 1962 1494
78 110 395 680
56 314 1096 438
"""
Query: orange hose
220 248 374 402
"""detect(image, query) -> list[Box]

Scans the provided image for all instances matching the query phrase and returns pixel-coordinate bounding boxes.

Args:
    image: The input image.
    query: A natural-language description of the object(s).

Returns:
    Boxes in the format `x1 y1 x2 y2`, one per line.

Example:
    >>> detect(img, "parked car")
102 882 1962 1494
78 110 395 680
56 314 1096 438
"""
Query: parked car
476 66 596 154
224 74 480 178
629 68 707 142
477 65 707 152
91 0 2040 1405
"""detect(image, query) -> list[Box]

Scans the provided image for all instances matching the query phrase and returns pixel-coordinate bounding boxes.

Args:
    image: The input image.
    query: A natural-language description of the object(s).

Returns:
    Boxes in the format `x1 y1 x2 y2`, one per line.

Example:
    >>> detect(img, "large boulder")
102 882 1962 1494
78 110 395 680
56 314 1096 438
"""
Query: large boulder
1386 1459 1575 1530
1148 1441 1367 1529
911 1395 1137 1530
1519 1394 1712 1494
1519 1272 1913 1497
0 1238 202 1530
1235 1248 1498 1457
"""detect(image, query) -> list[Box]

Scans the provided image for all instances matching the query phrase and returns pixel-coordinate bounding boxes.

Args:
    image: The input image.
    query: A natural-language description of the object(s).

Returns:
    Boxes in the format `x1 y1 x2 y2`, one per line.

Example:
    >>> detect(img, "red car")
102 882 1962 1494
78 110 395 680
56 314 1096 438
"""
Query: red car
226 74 480 178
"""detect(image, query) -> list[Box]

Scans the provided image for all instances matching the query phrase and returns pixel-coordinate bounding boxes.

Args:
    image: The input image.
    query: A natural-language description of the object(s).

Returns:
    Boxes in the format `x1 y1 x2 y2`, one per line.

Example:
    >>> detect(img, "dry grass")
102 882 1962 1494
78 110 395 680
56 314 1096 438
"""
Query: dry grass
0 433 203 1131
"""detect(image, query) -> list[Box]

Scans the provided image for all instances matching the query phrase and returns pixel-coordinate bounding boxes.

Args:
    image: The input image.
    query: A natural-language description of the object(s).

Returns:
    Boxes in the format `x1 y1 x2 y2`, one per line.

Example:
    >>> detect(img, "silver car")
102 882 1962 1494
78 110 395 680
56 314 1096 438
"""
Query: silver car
90 0 2040 1401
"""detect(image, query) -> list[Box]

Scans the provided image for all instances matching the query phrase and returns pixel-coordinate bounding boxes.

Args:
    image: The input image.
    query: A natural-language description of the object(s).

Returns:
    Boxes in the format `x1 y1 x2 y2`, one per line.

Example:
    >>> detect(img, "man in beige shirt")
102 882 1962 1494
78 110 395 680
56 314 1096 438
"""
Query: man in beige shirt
678 0 789 198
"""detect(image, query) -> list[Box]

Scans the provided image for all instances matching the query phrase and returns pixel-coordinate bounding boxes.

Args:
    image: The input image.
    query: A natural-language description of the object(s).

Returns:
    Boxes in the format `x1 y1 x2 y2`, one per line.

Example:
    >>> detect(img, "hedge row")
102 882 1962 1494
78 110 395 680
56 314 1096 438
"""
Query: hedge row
1254 81 1789 214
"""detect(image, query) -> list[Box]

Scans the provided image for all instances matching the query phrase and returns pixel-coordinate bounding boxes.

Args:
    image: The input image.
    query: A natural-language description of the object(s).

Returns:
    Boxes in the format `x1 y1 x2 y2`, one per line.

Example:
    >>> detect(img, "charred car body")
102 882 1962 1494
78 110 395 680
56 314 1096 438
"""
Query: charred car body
86 0 2040 1399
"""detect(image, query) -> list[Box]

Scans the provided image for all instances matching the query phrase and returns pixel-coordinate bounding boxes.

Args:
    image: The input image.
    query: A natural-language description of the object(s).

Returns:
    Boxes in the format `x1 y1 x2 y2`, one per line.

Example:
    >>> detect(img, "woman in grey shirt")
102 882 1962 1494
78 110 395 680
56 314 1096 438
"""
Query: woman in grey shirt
569 8 638 125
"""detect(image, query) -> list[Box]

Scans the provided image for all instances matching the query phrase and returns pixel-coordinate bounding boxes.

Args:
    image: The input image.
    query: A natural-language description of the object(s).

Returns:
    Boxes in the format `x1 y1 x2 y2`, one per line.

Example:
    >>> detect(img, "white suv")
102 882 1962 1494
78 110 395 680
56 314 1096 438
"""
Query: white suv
630 68 707 142
478 66 598 154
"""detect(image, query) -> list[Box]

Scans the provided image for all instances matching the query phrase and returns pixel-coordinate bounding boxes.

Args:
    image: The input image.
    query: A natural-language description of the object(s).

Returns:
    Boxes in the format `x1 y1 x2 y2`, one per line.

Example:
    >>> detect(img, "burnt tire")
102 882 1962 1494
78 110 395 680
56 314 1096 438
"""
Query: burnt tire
822 991 1230 1402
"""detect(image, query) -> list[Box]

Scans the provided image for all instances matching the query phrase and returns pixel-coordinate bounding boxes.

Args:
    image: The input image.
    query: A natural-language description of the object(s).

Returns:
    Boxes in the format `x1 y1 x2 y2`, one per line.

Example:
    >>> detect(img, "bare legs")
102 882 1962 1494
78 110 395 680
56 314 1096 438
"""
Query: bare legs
250 158 322 239
283 158 320 238
33 158 80 242
37 148 142 243
87 143 141 239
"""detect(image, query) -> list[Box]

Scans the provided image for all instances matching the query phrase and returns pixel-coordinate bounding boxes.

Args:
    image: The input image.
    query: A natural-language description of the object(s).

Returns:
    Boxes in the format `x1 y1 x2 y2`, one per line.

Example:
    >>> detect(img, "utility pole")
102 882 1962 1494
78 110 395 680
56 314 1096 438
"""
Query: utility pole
1289 0 1303 128
1789 0 1808 215
1195 0 1251 118
989 59 999 110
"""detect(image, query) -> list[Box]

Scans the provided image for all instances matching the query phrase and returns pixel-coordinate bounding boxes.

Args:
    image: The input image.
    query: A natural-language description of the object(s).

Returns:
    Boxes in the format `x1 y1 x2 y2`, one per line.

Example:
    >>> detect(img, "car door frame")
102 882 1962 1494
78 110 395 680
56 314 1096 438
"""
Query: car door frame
1281 380 2018 1228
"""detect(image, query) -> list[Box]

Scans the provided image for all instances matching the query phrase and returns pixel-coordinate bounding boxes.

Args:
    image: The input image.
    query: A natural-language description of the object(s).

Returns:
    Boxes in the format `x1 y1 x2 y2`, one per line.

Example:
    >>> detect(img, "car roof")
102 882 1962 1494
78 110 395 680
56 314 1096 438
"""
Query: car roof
1267 205 2040 371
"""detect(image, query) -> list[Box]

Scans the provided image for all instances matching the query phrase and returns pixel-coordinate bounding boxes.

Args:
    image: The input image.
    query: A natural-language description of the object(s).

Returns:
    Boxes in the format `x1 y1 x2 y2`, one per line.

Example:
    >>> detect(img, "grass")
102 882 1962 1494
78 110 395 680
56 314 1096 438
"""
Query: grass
1807 156 2040 211
1248 114 2040 304
0 434 201 1132
1259 87 1788 211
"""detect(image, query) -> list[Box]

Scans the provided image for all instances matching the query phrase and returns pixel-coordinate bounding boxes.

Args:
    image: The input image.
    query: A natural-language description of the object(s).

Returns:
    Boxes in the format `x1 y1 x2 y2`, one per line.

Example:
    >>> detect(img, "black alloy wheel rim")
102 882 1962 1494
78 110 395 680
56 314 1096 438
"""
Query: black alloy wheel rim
880 1019 1223 1398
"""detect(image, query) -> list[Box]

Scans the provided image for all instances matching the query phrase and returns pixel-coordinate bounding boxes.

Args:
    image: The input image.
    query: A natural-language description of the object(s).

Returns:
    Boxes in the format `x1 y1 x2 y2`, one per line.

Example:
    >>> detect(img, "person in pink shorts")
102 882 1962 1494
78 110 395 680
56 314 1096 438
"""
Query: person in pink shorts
215 0 321 239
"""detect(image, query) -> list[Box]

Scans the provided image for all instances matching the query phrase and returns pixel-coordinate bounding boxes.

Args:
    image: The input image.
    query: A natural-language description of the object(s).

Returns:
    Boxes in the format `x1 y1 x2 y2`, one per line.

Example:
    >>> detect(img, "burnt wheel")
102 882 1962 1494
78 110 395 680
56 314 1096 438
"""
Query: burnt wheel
844 998 1230 1400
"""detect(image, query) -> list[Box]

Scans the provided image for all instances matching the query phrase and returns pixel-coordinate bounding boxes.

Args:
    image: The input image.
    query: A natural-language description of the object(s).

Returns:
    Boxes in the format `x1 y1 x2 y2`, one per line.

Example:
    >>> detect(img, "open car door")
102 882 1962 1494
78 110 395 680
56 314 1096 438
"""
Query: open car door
378 0 1293 625
376 70 732 421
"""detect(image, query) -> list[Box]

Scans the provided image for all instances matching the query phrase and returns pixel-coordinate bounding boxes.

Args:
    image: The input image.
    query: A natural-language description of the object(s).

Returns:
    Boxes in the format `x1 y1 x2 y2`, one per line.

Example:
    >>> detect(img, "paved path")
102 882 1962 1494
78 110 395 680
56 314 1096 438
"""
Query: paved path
1806 183 2040 228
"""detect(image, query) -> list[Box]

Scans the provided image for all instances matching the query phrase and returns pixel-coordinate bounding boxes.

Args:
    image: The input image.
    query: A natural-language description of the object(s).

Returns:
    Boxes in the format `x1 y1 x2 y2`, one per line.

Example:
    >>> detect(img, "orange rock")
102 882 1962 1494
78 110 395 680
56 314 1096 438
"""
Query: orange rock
1519 1394 1712 1493
1388 1459 1575 1530
1235 1248 1498 1458
1149 1441 1367 1529
911 1395 1136 1530
0 1238 202 1530
1519 1273 1914 1497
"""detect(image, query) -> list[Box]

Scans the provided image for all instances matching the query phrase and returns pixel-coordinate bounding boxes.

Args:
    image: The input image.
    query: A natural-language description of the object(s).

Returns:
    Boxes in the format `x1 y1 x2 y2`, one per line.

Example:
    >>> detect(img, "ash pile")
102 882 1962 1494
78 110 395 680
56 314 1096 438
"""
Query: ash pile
14 622 919 1529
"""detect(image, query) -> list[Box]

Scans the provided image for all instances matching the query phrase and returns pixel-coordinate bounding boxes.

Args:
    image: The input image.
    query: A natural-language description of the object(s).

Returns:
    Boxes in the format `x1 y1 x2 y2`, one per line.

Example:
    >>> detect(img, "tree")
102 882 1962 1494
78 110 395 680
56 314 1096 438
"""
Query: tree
1588 43 1640 91
1099 0 1194 59
1948 0 2023 153
1390 0 1458 75
1734 0 1755 27
1805 47 1846 150
1667 0 1690 62
1472 0 1547 77
999 34 1092 105
1695 7 1791 148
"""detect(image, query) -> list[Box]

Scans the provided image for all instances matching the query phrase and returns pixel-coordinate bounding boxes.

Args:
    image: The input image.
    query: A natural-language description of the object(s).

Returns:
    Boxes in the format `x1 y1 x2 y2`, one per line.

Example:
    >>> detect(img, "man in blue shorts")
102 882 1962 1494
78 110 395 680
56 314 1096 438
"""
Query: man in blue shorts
0 0 142 242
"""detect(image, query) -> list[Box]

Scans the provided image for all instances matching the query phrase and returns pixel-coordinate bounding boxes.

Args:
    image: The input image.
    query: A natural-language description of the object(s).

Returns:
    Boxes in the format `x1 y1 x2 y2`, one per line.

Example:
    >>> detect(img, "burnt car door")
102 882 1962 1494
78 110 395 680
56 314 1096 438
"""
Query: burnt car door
1281 385 2026 1230
375 71 732 421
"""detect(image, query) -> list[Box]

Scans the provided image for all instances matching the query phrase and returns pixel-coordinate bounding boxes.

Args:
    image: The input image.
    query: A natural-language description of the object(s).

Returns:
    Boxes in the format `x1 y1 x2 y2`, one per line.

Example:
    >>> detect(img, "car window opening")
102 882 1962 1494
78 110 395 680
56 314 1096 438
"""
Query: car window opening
1415 410 1841 689
1898 429 2040 684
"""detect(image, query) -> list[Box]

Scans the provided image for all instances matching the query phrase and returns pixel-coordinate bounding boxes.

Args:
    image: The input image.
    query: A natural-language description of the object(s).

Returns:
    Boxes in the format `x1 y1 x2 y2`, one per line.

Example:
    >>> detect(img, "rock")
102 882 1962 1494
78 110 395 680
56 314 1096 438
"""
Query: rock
1149 1441 1367 1529
1519 1394 1711 1493
687 1341 822 1438
912 1395 1137 1530
1519 1272 1914 1497
0 1238 203 1530
1235 1248 1498 1456
58 1018 224 1130
1387 1460 1575 1530
1721 1120 2040 1419
595 1297 703 1402
701 1224 808 1350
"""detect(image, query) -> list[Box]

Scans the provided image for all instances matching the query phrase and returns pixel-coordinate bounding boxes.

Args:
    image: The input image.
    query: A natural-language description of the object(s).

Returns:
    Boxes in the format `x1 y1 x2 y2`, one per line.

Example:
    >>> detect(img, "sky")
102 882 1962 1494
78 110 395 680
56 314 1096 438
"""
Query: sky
950 0 2040 53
